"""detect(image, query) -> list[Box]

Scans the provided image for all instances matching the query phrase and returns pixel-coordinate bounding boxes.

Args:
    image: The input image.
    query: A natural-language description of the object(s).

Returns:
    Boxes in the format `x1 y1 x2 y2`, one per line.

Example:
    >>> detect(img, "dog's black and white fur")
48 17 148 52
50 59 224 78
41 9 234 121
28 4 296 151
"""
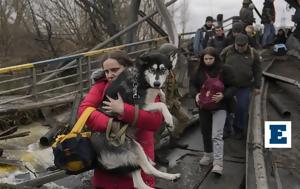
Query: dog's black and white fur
91 52 180 189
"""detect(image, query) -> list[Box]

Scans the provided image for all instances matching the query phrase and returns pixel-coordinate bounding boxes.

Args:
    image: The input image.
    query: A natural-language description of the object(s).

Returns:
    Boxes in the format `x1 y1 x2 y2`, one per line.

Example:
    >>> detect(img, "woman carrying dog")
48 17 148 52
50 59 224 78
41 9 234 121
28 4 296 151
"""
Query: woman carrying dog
78 50 164 189
192 47 236 175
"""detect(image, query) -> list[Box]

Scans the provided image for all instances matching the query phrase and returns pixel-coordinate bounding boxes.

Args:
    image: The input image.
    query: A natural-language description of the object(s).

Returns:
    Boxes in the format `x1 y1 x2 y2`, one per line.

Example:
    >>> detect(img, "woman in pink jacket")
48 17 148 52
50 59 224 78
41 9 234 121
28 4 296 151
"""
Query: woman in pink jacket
77 50 163 189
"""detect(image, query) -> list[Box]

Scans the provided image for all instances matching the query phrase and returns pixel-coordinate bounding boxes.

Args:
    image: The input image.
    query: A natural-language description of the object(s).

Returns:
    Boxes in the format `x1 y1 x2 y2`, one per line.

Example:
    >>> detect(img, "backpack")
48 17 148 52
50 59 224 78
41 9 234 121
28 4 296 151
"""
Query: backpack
197 72 225 110
52 107 97 175
273 44 287 56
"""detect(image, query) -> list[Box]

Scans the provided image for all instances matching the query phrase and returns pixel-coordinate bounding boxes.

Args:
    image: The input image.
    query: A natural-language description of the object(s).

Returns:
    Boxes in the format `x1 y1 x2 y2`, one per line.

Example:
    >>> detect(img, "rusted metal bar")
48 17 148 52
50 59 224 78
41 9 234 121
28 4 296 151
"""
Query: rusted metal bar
0 157 23 166
0 94 33 105
15 170 67 188
246 70 269 189
32 67 37 99
0 131 30 140
249 0 262 18
78 58 83 97
0 126 18 137
0 75 31 85
46 90 79 101
36 64 78 77
37 82 80 95
37 73 79 86
91 0 176 51
87 57 92 88
0 85 31 95
138 10 168 37
0 96 75 115
263 71 300 88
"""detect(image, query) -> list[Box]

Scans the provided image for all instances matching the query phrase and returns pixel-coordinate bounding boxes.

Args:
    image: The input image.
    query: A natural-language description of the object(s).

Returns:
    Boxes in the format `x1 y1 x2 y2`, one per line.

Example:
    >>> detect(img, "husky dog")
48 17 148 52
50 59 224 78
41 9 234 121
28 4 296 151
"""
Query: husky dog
92 52 180 189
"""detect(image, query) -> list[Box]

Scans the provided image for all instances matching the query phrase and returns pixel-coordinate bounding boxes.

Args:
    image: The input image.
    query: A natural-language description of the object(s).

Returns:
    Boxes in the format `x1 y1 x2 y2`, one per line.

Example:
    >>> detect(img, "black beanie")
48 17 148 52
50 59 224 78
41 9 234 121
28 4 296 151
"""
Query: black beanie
206 16 213 22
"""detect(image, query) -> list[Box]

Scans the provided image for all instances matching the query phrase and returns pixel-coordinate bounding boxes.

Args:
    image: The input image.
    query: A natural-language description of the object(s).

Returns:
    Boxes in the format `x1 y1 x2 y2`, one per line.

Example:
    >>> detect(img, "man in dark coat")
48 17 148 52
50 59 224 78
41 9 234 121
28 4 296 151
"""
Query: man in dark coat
239 0 255 26
193 16 215 55
220 34 262 139
207 26 226 54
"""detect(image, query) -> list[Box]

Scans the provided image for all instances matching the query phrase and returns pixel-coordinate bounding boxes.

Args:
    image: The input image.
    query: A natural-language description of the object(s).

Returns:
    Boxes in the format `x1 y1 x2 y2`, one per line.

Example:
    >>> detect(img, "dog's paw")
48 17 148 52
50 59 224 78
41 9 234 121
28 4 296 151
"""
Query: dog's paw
168 173 181 181
164 116 174 131
164 110 174 125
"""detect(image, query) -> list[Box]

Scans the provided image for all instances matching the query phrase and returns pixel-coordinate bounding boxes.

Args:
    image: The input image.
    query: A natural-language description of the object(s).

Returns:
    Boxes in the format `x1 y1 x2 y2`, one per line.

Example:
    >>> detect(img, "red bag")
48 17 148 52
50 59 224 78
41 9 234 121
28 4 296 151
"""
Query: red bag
198 72 224 110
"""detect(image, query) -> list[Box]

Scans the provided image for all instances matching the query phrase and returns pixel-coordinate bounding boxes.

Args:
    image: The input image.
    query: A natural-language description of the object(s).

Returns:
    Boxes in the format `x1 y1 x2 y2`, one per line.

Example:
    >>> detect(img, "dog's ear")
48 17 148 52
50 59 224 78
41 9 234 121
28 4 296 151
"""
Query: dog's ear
137 53 150 66
139 53 150 62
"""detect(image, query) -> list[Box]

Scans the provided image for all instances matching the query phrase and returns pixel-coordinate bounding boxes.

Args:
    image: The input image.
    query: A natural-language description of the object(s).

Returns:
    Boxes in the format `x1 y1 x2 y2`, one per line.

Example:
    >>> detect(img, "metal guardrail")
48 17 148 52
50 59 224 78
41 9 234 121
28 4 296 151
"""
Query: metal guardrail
246 59 275 189
0 37 167 107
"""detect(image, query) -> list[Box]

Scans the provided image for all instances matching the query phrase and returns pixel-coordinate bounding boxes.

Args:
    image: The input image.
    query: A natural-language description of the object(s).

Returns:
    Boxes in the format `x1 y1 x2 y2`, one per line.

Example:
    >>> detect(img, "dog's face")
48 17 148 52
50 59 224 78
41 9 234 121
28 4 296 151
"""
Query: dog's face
137 52 172 88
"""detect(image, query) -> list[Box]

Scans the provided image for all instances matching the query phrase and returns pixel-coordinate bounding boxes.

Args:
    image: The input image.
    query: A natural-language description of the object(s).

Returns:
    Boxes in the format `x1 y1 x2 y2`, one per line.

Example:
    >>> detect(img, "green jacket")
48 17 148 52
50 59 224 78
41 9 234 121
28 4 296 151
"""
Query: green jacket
220 45 261 89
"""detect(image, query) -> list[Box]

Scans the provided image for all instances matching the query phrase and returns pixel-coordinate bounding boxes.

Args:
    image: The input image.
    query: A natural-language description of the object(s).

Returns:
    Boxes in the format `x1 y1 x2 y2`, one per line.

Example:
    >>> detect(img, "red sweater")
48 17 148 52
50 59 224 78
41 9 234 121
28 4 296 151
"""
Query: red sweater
77 80 163 189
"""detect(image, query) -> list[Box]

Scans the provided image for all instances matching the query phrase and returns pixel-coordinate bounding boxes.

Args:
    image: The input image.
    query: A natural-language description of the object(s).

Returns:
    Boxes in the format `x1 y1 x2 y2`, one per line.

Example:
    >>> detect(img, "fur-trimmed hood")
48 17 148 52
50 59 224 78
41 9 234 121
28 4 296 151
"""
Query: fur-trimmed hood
91 68 106 84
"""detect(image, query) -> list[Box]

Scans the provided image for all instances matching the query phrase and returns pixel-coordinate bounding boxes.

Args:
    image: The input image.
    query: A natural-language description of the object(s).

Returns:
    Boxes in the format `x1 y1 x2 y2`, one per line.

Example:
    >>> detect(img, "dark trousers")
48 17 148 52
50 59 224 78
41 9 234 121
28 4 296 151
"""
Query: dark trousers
234 87 251 130
199 109 213 153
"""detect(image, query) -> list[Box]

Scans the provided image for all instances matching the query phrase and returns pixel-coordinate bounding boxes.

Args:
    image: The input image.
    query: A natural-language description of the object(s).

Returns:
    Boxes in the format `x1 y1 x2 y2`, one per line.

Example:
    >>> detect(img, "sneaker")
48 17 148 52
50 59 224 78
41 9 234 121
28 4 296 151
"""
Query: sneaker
199 153 213 165
212 164 223 176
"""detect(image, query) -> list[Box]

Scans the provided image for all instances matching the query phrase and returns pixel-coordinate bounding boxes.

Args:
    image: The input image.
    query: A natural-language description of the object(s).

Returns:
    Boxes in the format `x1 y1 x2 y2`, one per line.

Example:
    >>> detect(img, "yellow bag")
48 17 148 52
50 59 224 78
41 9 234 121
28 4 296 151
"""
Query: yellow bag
52 107 96 175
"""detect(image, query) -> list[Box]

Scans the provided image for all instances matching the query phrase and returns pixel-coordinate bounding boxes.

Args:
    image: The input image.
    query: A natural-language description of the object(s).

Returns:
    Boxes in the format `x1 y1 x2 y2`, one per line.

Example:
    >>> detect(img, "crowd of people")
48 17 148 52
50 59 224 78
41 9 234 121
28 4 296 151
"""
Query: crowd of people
74 0 300 188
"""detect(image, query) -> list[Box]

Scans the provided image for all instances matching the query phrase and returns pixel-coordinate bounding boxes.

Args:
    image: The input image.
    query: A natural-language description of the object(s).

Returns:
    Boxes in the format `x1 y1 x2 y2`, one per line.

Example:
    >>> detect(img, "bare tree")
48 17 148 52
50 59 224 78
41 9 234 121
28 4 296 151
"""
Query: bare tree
179 0 189 34
137 0 163 40
126 0 141 45
75 0 122 45
0 0 27 56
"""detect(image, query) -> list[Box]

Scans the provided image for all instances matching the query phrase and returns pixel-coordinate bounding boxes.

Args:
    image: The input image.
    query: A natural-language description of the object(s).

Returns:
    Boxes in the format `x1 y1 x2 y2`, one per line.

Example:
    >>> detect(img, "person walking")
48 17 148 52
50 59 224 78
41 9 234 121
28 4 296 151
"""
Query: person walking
77 50 164 189
207 25 226 54
192 47 237 175
239 0 255 27
220 34 262 139
193 16 215 55
261 0 276 47
158 43 190 148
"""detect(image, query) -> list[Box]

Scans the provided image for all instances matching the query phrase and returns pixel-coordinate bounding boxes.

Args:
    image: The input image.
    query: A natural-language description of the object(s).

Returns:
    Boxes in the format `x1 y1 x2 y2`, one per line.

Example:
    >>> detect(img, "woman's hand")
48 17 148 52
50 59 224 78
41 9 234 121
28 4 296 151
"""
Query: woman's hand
102 93 124 115
252 88 260 96
195 93 201 103
212 92 224 103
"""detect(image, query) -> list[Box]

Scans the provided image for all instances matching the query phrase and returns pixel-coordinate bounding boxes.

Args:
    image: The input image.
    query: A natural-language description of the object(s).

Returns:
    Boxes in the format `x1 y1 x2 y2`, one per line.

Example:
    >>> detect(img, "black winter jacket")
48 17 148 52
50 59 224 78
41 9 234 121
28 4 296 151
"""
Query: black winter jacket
261 0 275 24
220 45 262 89
192 63 237 111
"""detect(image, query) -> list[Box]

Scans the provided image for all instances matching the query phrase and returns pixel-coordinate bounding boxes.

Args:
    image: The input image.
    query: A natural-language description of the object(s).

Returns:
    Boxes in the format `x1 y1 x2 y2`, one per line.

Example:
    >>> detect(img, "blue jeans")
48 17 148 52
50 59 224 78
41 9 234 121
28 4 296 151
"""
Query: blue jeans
262 23 275 47
234 87 251 129
193 29 204 55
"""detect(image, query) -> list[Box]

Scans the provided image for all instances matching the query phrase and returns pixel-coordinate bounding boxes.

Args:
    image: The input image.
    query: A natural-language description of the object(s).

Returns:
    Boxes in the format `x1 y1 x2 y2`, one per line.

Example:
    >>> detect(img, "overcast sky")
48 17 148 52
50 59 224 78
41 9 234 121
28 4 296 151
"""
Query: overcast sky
171 0 296 33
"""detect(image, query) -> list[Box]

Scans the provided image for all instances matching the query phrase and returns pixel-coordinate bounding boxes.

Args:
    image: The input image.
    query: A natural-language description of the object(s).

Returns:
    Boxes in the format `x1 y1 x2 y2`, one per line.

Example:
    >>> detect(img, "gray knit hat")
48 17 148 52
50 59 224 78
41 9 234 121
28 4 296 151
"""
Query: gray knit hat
158 43 178 56
232 22 244 33
235 34 249 45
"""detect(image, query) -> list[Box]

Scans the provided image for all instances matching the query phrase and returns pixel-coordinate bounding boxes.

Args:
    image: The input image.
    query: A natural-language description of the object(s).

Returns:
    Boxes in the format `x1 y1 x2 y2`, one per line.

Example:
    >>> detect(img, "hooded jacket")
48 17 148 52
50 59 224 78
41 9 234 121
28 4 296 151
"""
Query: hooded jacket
191 59 237 111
